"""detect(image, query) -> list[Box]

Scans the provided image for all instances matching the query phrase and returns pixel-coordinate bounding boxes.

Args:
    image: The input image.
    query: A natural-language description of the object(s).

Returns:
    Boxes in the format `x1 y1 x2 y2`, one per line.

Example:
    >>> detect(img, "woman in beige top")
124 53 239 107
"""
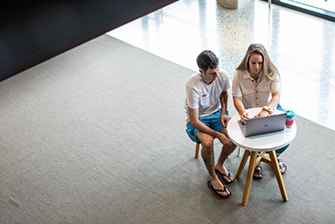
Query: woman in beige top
232 43 288 179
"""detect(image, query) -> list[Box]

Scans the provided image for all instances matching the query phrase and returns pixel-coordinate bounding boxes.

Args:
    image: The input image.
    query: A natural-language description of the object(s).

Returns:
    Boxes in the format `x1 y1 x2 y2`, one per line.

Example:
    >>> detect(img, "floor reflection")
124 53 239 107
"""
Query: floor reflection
107 0 335 131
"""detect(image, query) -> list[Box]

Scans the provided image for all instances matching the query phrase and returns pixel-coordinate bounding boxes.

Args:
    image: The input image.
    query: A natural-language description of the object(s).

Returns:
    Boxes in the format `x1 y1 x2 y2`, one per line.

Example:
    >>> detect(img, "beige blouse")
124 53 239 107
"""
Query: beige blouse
232 70 281 109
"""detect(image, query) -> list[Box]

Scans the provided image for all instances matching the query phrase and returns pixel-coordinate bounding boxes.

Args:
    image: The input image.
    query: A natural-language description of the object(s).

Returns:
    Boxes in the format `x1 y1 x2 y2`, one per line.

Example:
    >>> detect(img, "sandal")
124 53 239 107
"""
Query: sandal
278 158 287 174
253 164 263 179
207 180 231 199
215 169 235 184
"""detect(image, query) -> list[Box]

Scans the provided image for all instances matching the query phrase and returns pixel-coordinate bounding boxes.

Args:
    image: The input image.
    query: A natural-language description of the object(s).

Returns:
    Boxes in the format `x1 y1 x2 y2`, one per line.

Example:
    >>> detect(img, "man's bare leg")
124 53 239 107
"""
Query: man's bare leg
197 131 230 197
214 128 236 183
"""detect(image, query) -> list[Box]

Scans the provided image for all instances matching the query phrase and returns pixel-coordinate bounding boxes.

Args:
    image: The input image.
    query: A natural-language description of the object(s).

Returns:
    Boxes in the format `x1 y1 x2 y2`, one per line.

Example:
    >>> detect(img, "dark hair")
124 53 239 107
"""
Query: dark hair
196 50 219 72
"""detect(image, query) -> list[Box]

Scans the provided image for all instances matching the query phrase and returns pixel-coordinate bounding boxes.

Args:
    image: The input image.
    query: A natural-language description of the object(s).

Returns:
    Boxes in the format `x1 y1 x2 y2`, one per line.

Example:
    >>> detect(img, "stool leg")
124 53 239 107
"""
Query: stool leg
269 150 288 201
237 147 243 157
242 151 257 206
195 143 200 159
236 150 250 178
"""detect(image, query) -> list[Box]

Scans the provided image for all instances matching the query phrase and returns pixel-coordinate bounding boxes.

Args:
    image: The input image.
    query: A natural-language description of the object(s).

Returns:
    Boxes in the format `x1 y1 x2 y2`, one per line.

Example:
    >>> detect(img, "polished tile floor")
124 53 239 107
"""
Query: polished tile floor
107 0 335 131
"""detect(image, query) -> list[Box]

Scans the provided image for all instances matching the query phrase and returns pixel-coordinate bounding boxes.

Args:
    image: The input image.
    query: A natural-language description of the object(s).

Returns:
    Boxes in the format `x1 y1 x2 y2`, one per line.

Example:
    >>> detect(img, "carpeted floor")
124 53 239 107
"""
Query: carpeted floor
0 35 335 223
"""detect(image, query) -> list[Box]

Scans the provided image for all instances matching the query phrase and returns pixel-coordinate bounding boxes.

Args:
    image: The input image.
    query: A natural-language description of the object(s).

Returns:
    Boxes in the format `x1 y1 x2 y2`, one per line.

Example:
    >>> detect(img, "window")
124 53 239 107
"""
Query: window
267 0 335 21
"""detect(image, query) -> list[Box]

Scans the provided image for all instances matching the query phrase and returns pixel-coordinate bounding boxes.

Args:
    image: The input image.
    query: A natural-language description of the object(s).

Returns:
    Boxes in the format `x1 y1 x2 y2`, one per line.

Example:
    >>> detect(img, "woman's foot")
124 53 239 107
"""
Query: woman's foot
253 163 263 179
278 158 287 174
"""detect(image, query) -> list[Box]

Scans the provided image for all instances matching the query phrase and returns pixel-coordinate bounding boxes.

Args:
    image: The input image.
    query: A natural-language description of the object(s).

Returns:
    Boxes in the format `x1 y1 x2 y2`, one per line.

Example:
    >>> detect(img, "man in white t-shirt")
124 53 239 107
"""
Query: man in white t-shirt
185 50 236 199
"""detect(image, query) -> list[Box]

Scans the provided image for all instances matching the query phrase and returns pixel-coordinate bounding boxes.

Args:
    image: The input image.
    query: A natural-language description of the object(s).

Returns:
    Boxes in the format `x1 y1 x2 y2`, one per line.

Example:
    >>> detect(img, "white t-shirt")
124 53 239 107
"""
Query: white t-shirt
232 70 281 109
184 70 230 122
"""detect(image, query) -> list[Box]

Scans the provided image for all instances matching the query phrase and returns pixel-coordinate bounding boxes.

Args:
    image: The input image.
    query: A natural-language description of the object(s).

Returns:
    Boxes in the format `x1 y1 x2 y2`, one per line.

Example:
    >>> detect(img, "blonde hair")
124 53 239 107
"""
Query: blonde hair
236 43 280 81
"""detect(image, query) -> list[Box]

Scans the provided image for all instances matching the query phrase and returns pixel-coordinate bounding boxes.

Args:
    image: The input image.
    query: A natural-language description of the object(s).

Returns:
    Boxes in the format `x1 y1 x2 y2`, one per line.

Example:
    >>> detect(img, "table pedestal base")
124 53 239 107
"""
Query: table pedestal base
236 150 288 206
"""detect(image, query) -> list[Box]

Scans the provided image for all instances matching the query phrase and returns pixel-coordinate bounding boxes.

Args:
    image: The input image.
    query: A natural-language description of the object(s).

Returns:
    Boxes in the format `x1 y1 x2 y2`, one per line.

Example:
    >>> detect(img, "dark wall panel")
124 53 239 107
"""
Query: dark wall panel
0 0 177 81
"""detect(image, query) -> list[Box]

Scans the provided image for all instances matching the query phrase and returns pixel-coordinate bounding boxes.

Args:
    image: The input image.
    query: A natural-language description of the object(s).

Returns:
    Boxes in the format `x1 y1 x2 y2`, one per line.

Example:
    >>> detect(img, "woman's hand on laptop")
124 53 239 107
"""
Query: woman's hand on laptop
240 111 249 124
257 109 271 118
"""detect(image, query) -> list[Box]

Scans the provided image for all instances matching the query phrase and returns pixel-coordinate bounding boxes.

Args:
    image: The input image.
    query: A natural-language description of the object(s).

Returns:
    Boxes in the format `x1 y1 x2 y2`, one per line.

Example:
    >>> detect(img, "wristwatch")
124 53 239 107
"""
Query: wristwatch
262 106 273 114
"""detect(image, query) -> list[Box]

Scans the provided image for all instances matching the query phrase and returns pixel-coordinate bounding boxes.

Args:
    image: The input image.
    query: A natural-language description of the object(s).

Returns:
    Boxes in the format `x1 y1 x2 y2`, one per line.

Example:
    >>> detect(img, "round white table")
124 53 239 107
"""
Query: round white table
227 108 297 206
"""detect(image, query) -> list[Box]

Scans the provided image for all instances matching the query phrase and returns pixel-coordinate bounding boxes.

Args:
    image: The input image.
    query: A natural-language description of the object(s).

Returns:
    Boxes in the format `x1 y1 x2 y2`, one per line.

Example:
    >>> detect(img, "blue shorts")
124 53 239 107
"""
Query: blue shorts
186 109 224 144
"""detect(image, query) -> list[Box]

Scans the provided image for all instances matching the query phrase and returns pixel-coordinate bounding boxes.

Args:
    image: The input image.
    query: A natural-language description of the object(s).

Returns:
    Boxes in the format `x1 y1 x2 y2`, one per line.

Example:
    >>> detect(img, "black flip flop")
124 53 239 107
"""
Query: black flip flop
215 169 235 184
207 180 231 199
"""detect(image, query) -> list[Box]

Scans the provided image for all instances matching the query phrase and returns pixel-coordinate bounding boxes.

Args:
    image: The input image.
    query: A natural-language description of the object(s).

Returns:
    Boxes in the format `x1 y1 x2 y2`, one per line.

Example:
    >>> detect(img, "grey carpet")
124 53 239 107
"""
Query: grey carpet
0 35 335 224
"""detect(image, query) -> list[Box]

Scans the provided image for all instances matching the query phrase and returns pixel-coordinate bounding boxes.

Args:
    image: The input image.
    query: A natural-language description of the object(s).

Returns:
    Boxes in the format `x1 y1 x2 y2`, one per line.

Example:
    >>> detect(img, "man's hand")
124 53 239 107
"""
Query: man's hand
217 132 233 146
221 114 230 128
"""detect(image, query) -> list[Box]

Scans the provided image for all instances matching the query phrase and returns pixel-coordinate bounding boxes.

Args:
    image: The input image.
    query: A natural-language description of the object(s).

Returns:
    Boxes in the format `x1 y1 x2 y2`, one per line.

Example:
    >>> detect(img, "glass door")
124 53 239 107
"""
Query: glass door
271 0 335 21
295 0 335 12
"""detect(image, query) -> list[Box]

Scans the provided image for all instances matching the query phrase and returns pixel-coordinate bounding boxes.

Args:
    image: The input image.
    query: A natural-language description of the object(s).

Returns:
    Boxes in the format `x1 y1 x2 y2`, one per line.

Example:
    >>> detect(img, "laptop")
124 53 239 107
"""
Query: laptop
238 112 286 137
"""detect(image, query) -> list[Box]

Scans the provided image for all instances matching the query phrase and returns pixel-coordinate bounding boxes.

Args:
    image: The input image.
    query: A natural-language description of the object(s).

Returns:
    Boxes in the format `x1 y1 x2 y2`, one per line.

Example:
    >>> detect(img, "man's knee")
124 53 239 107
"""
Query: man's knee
201 139 214 151
197 131 215 153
